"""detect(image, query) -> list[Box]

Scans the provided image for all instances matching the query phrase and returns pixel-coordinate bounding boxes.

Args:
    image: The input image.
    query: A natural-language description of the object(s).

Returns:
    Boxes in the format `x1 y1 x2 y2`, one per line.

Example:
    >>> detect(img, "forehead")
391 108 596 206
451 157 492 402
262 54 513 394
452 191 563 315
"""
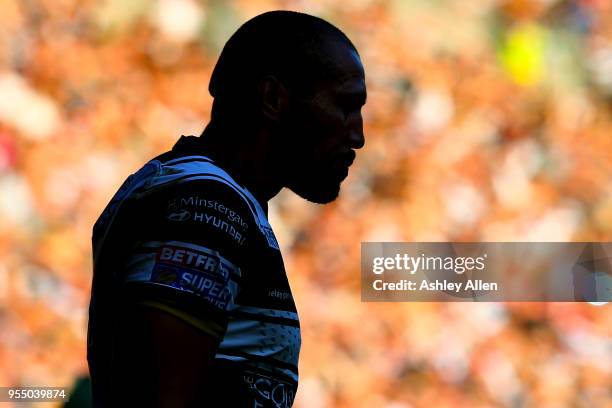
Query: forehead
314 41 366 97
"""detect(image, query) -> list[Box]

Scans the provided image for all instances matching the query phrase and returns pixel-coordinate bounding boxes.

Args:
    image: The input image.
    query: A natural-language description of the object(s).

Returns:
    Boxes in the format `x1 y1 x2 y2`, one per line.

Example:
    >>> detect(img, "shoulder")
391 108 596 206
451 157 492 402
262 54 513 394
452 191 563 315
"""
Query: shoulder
136 156 256 217
135 155 279 250
125 156 256 250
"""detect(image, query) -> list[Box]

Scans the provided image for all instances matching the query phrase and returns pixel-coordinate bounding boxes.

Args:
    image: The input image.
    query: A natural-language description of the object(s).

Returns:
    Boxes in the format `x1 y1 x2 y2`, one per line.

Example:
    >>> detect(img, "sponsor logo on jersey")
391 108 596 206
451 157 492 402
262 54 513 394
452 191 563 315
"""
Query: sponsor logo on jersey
243 371 295 408
167 209 191 222
192 212 247 246
158 246 220 274
165 198 248 245
151 264 234 310
168 196 249 230
179 270 232 308
262 226 280 250
151 268 178 285
151 245 240 309
268 289 292 301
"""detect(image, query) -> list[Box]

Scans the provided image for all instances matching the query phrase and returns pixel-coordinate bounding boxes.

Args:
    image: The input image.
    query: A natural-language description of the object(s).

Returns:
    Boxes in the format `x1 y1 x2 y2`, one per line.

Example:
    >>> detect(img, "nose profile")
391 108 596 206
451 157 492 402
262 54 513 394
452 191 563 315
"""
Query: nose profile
347 108 365 149
348 128 365 150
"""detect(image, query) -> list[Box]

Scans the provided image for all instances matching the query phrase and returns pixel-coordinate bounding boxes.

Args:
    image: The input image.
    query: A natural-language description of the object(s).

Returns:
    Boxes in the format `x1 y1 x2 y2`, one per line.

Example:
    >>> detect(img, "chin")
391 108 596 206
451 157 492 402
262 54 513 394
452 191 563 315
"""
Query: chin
289 180 342 204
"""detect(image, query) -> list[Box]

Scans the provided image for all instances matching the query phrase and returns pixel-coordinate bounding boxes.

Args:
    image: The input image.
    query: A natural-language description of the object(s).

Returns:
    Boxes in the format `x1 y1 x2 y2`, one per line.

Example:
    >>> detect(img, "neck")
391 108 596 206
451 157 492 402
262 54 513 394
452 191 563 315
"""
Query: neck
199 120 283 209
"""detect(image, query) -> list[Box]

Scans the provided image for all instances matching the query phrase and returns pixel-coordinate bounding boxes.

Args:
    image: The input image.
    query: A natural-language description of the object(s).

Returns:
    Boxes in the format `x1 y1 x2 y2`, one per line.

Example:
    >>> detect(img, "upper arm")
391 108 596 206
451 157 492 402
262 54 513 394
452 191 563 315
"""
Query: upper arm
111 304 219 407
110 178 253 406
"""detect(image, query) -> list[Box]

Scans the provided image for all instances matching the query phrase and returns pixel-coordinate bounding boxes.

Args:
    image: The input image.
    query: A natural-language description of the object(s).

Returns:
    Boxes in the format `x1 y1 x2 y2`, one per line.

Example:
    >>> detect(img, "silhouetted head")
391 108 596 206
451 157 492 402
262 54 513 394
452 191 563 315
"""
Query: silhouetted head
209 11 366 203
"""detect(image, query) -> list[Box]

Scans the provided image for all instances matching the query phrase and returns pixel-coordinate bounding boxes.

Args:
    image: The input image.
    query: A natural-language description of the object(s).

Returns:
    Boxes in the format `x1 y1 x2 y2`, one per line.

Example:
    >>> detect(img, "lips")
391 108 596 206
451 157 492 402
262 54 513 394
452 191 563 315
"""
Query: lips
338 149 356 168
322 149 356 181
334 159 352 180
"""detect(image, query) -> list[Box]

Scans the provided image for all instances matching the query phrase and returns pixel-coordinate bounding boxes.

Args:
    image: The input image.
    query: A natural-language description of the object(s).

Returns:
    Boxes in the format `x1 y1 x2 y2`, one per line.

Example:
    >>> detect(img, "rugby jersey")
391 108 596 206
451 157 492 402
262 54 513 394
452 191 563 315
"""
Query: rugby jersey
88 135 300 407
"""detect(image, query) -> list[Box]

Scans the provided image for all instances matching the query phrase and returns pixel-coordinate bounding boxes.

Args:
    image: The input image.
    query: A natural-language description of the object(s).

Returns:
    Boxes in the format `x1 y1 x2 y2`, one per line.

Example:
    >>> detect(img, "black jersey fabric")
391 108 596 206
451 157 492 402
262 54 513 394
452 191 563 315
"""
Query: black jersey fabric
88 136 300 407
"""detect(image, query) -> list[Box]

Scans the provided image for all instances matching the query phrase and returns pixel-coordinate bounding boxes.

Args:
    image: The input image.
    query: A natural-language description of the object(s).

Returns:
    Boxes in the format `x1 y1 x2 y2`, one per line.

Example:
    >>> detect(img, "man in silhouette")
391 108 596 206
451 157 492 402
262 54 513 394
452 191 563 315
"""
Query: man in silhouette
88 10 366 407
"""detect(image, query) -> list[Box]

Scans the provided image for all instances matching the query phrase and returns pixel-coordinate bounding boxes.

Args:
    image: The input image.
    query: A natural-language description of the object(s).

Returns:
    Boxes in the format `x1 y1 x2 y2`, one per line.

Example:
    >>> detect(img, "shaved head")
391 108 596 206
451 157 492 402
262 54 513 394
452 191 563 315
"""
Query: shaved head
209 11 358 106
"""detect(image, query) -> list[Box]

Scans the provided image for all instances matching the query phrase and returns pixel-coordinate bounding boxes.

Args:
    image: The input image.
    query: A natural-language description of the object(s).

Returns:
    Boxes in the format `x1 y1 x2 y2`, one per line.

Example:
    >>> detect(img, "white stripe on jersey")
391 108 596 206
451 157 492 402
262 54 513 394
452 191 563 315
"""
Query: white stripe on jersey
162 155 213 165
236 305 299 321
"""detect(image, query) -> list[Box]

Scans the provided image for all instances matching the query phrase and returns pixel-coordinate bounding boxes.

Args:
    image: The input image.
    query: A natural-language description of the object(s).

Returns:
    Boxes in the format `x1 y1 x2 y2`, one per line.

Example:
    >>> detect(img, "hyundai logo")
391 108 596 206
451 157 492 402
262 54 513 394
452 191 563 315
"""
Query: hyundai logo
167 209 191 222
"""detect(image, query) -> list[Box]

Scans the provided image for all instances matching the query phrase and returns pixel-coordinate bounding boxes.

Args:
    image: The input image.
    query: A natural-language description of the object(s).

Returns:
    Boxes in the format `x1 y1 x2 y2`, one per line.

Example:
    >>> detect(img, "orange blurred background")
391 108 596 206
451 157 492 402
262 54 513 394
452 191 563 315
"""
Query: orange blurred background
0 0 610 407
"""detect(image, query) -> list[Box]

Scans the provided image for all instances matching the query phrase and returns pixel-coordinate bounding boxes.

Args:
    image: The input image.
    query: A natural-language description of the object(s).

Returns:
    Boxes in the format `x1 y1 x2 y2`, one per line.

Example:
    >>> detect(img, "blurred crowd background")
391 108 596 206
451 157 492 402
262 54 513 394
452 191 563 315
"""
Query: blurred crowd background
0 0 611 407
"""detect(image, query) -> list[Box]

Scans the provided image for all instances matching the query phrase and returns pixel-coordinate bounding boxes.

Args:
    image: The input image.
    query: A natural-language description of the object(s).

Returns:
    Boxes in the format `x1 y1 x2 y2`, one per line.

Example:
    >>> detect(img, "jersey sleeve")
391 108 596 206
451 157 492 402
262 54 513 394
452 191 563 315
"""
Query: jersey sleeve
118 178 254 341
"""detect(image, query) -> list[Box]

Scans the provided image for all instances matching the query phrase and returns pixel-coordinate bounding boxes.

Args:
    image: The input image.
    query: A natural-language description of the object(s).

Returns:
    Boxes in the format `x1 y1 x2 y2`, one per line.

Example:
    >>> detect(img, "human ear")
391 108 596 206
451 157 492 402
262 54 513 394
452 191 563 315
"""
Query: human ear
258 75 289 121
